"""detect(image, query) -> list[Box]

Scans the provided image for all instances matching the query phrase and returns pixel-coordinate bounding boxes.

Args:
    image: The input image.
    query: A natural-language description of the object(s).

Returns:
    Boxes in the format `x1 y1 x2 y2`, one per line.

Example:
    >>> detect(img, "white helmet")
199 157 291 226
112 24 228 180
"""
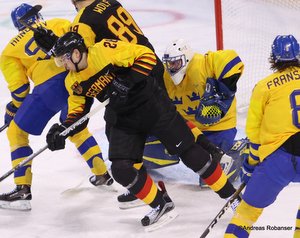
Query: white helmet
162 39 194 85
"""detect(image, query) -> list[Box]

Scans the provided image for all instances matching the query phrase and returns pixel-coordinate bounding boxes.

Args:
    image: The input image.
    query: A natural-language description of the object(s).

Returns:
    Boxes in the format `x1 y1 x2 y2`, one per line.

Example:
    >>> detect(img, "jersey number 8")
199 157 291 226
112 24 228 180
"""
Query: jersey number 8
107 7 143 44
290 90 300 129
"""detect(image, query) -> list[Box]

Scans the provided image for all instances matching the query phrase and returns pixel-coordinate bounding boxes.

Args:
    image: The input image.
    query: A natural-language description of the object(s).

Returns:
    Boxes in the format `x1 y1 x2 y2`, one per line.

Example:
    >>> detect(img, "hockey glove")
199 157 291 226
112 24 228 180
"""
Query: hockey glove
195 78 235 126
196 134 224 162
109 67 142 103
4 102 18 125
34 26 58 54
240 158 256 184
46 123 66 151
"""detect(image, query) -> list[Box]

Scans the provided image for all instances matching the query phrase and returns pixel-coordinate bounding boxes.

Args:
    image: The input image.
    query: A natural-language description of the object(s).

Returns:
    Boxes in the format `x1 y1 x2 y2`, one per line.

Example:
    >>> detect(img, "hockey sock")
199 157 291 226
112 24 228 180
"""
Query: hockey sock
69 128 107 175
224 200 263 238
294 206 300 238
181 143 235 198
111 161 163 208
201 159 236 199
7 120 33 185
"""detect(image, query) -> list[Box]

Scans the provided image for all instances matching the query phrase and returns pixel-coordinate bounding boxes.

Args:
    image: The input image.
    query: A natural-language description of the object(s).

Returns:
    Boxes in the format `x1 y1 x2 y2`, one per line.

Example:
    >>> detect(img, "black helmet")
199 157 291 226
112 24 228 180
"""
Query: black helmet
51 31 86 57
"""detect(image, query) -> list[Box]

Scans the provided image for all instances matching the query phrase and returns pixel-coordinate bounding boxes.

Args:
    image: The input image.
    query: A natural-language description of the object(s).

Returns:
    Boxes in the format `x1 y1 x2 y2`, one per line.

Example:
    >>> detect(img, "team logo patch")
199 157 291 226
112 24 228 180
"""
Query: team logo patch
71 81 83 95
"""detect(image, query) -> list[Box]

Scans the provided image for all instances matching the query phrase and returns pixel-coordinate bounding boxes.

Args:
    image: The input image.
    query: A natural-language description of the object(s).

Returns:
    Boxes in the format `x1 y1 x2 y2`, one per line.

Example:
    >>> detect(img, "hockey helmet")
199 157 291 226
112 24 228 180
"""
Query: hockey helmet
162 39 194 85
271 35 300 63
11 3 43 31
52 32 86 66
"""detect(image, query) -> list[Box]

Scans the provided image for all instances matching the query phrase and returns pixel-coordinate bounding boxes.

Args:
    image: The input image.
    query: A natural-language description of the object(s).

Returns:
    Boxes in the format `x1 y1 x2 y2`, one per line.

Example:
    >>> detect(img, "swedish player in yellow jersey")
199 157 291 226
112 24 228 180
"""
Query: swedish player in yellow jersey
0 3 113 211
46 32 239 229
224 35 300 238
163 39 244 153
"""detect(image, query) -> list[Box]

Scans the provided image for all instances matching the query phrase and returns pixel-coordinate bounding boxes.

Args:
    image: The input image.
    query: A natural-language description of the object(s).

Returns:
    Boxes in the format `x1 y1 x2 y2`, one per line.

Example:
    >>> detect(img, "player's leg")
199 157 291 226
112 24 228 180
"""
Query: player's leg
0 72 68 210
224 148 297 237
109 127 176 227
154 109 237 200
68 127 113 186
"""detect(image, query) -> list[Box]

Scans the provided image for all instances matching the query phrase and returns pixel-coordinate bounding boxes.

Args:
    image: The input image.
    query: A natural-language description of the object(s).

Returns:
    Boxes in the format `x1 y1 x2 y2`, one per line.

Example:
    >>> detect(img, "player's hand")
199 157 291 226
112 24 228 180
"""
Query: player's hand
240 158 256 184
4 101 18 125
34 26 58 54
46 123 66 151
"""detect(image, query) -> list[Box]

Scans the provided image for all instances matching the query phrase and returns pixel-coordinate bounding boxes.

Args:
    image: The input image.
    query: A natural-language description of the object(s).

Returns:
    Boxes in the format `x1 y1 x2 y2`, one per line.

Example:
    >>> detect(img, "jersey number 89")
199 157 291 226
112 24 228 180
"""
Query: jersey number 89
107 7 143 43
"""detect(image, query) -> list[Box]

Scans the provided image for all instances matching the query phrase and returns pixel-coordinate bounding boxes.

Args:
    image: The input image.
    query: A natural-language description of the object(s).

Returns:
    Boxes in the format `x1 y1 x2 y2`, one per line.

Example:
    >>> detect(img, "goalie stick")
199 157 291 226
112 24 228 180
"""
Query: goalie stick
0 124 8 133
0 99 109 183
199 183 246 238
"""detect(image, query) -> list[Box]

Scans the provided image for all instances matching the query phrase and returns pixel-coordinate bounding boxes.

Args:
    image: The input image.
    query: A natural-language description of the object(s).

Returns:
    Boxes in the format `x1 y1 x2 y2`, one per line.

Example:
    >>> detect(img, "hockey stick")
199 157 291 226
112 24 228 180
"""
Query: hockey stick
199 182 246 238
18 5 43 33
0 124 8 133
0 99 109 183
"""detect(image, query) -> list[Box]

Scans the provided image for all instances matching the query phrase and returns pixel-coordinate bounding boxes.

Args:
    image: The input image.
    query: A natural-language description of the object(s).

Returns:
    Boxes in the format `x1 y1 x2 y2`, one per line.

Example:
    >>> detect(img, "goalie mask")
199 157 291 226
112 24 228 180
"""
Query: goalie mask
162 39 194 85
11 3 43 31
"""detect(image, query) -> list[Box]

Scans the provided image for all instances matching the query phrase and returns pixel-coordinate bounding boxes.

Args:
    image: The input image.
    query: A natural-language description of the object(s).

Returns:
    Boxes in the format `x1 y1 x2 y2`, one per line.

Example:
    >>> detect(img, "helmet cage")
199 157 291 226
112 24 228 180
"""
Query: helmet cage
162 54 187 76
11 3 43 31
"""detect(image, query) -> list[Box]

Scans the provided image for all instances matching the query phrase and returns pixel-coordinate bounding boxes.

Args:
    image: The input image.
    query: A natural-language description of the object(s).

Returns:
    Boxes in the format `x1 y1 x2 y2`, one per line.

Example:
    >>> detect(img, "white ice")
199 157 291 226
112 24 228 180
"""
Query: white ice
0 0 299 238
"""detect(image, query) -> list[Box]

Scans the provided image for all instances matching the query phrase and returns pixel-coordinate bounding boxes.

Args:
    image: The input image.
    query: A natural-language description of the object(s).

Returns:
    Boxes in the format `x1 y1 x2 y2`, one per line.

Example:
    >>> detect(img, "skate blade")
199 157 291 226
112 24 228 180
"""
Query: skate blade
119 199 146 210
0 200 31 211
61 183 118 196
144 209 179 232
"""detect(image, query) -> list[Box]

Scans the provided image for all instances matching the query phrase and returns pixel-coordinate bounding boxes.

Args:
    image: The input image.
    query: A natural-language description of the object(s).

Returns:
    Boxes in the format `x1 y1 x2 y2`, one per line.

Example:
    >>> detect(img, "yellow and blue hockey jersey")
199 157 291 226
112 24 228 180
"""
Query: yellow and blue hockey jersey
163 50 244 132
246 66 300 161
0 18 70 107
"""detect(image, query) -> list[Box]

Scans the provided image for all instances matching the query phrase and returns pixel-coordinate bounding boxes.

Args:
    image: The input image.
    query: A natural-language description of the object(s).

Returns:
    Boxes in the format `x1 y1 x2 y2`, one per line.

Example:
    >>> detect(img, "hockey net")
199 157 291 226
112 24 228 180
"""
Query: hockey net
215 0 300 111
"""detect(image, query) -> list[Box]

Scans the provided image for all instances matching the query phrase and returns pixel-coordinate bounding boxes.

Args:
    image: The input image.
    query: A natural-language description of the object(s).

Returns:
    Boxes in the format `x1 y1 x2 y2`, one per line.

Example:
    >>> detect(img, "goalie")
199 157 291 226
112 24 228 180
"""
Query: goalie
142 40 244 170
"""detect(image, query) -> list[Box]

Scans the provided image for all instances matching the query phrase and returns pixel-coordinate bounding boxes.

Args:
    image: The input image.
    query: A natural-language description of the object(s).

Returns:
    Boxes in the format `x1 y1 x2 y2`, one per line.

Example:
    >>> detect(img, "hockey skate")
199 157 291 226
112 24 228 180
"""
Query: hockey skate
141 181 178 232
89 172 118 192
0 185 32 211
89 172 114 186
117 190 145 209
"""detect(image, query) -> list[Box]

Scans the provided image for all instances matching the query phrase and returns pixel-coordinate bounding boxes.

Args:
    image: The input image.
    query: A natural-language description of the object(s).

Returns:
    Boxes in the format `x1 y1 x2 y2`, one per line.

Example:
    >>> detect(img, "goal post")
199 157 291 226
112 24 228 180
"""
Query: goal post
214 0 300 111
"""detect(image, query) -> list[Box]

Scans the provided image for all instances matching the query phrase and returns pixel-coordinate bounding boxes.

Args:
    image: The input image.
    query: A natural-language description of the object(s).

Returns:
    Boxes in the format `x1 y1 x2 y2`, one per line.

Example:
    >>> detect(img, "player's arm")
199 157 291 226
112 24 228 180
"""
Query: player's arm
106 39 157 79
46 83 93 151
0 54 30 108
240 83 266 183
195 50 244 125
246 83 266 166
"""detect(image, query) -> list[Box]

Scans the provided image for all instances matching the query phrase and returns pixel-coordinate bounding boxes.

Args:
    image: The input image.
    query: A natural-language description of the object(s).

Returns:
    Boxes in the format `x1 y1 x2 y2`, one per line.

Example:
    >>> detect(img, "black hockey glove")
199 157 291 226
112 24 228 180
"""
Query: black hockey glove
46 123 66 151
196 134 224 162
34 26 58 54
108 67 135 103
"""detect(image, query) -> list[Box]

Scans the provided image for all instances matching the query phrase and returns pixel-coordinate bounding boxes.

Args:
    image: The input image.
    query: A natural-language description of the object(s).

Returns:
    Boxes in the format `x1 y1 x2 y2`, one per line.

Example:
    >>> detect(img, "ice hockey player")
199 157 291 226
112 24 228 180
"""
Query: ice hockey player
46 31 241 229
0 3 113 211
224 35 300 237
119 39 245 206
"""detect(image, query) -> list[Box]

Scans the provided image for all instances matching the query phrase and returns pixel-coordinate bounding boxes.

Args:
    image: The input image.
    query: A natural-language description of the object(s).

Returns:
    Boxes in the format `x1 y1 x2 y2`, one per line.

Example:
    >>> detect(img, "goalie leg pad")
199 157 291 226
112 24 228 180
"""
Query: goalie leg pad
143 136 180 169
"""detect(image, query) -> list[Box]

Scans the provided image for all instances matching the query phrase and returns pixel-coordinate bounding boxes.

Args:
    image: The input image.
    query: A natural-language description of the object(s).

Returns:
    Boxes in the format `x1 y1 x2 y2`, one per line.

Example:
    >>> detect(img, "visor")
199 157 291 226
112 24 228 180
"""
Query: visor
54 52 71 67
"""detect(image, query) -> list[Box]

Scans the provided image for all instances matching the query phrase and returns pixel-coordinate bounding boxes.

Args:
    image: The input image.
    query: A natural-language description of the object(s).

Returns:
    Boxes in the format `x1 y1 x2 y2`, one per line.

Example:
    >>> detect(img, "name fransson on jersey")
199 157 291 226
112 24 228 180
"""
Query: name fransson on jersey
266 69 300 89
